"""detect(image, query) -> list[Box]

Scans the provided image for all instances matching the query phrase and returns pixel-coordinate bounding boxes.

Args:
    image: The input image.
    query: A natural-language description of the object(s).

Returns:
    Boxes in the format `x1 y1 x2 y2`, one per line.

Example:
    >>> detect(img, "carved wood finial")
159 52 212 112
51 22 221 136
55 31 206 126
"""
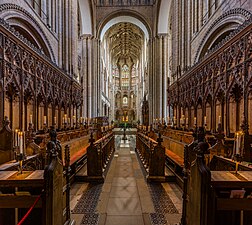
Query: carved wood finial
3 116 10 127
64 145 70 168
197 126 206 143
49 126 57 142
89 132 95 145
157 132 163 145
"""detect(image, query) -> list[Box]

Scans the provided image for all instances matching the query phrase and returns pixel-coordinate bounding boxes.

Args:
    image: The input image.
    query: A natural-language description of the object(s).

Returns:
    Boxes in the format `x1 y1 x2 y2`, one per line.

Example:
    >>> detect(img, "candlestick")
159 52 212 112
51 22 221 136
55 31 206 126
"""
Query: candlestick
44 116 47 124
54 116 57 125
30 114 33 124
218 115 221 124
194 117 197 125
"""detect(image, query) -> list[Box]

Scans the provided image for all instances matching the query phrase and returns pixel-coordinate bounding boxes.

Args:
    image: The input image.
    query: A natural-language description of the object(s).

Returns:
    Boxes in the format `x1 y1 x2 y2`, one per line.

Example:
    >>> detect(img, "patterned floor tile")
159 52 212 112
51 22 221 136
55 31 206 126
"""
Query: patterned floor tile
72 184 102 214
150 213 168 225
80 213 99 225
148 183 179 214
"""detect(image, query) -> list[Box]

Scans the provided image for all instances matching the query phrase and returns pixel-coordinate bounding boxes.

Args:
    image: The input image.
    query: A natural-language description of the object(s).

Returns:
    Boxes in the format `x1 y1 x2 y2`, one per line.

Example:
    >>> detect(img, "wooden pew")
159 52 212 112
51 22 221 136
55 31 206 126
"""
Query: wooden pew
87 130 115 182
159 128 194 183
35 127 91 181
135 131 166 182
181 134 252 225
0 130 74 225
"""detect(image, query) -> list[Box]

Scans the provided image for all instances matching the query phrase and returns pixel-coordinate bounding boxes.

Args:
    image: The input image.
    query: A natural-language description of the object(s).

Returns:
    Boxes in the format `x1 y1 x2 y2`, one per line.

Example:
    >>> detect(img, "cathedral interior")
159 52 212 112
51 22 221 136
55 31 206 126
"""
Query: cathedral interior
1 0 252 225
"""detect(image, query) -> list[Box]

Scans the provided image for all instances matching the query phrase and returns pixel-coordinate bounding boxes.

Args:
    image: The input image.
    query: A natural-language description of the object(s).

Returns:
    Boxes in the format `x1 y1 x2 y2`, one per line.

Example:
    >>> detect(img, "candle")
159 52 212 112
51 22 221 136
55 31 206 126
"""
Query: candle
235 132 239 154
194 117 197 125
182 115 185 124
19 132 23 154
218 115 221 124
204 116 207 125
30 114 32 124
15 129 19 146
235 161 239 173
54 116 57 125
44 116 47 124
73 115 76 123
186 117 188 125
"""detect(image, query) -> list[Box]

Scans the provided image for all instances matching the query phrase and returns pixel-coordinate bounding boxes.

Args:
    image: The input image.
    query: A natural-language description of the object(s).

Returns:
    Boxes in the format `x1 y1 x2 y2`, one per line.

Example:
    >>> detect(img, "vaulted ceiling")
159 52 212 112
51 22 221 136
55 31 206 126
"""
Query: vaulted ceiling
104 22 144 64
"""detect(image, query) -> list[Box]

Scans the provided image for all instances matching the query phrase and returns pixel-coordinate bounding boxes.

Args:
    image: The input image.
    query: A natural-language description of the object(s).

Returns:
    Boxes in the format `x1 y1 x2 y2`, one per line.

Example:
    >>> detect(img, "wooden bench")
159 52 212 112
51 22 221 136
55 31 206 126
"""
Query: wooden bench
165 149 184 168
61 135 90 180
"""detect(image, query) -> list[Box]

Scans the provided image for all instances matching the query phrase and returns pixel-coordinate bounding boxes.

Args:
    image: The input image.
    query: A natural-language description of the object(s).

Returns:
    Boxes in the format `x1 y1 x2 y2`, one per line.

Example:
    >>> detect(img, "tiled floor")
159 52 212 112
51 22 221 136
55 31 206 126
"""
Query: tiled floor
71 136 182 225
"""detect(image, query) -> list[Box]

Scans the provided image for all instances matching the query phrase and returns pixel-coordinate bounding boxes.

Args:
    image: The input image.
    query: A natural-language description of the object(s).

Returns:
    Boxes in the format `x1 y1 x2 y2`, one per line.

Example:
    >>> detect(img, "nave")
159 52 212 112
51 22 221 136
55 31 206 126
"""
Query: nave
70 136 182 225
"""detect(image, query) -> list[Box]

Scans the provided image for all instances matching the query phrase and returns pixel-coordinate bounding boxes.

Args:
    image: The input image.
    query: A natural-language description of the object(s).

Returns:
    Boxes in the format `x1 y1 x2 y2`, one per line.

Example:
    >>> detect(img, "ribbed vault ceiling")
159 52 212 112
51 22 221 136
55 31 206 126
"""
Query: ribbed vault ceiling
104 22 144 64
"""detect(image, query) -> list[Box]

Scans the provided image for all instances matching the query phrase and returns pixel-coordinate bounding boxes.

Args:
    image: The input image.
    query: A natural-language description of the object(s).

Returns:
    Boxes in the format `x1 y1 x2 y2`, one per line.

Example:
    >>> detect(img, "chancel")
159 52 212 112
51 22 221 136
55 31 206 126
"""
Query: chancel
0 0 252 225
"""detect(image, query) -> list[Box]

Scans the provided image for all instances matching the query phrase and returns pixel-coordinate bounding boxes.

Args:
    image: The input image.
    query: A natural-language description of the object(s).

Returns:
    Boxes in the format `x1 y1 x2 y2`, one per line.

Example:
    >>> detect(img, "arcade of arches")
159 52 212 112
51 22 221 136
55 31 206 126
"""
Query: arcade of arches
1 0 252 225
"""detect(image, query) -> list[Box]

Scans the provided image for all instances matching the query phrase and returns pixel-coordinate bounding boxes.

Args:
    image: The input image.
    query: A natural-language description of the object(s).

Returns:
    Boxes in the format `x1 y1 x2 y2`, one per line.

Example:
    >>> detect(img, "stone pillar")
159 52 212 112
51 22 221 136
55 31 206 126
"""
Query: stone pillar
148 38 154 122
81 35 93 118
152 35 168 121
71 0 78 78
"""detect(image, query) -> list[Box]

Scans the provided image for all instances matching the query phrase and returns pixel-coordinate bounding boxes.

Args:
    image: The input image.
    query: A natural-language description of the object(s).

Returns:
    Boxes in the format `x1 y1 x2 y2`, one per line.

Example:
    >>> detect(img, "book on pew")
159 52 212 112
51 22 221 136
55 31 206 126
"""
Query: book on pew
230 189 245 198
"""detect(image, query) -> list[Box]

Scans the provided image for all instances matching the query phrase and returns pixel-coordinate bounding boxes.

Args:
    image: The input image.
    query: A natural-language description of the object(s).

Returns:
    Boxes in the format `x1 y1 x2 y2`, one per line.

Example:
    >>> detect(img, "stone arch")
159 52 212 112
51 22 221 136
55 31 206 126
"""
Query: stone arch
194 8 252 63
0 3 56 62
97 10 151 41
157 0 172 34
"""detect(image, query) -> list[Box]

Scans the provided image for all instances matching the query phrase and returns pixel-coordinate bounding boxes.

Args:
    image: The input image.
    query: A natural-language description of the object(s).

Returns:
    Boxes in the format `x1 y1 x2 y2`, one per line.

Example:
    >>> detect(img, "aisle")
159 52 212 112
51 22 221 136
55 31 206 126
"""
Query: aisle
70 136 182 225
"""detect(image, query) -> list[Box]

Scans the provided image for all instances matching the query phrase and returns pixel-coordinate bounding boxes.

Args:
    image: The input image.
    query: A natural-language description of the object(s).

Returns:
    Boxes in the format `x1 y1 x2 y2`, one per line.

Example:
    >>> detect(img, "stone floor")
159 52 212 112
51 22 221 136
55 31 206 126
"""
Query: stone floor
70 135 182 225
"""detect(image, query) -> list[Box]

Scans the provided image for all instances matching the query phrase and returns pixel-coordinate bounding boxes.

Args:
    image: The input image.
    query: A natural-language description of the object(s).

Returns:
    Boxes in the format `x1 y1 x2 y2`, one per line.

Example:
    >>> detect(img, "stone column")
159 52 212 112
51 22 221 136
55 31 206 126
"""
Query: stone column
71 0 78 78
152 35 168 121
148 38 154 123
81 35 93 118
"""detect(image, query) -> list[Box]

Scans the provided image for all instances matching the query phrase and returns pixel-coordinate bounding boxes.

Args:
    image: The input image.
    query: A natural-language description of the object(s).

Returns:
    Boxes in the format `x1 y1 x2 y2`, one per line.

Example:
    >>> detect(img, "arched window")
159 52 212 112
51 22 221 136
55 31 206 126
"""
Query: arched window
122 64 129 78
112 65 119 77
121 64 129 89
